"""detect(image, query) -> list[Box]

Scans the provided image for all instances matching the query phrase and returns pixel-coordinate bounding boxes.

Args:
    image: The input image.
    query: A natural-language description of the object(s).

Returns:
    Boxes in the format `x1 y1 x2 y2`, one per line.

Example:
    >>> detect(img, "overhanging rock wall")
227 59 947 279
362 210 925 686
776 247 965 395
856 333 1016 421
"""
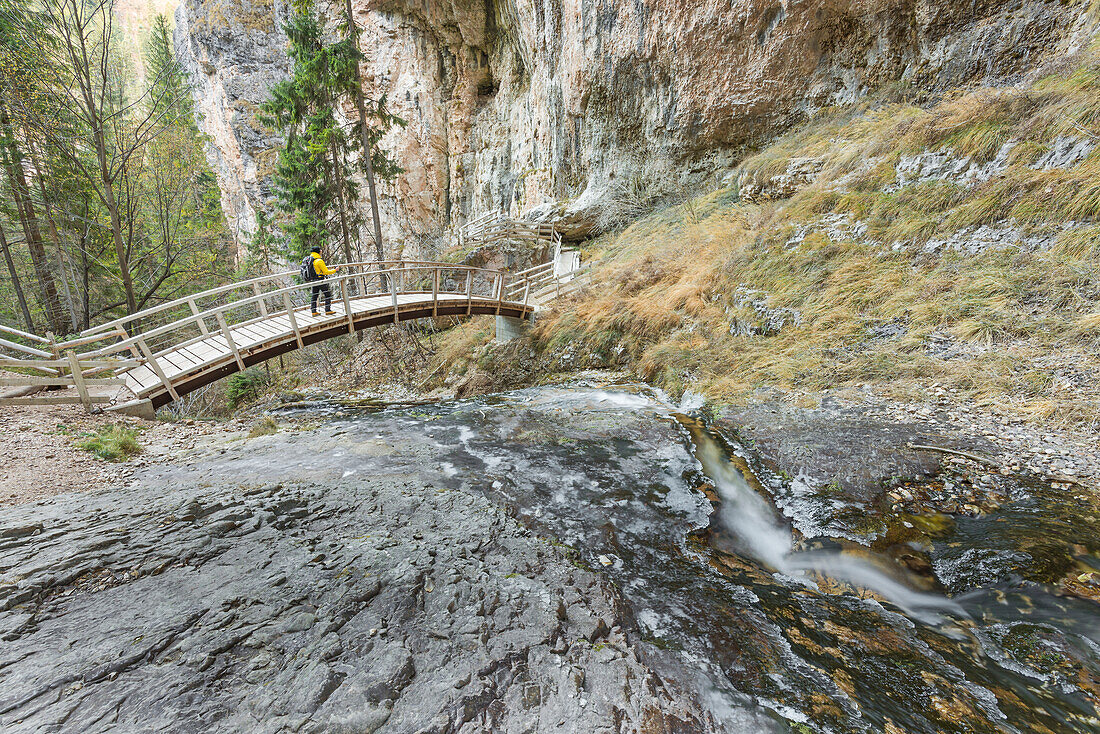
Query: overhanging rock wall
176 0 1088 256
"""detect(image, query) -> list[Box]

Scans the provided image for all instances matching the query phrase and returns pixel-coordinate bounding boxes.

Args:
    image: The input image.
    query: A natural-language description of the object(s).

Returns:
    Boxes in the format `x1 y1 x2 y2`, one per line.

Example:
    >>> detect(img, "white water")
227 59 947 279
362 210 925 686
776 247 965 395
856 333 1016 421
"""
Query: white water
693 427 964 625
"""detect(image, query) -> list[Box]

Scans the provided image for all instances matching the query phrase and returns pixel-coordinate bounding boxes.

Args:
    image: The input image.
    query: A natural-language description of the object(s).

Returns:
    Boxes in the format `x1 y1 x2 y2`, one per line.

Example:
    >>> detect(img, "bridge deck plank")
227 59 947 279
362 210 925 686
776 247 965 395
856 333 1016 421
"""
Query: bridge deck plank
159 348 200 375
232 323 273 347
184 340 229 366
175 345 209 367
124 367 157 394
245 319 288 340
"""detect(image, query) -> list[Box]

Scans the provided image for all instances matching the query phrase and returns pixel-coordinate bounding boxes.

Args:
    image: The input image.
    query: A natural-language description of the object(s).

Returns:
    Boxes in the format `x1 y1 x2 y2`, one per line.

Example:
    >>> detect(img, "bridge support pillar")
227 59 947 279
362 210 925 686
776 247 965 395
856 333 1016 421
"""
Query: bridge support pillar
495 315 529 343
107 398 156 421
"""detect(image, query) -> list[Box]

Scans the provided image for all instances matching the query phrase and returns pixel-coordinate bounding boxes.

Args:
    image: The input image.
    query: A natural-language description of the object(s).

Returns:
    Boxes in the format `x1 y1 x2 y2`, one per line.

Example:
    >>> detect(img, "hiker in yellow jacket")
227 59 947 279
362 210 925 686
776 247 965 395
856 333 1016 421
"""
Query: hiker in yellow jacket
308 245 341 316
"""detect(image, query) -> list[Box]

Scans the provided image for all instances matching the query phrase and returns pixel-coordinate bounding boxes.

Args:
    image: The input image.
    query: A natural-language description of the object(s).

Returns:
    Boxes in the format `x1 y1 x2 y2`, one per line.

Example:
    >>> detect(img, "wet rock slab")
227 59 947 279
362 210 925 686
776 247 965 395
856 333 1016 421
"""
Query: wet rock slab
719 395 997 503
0 426 707 732
717 394 1007 543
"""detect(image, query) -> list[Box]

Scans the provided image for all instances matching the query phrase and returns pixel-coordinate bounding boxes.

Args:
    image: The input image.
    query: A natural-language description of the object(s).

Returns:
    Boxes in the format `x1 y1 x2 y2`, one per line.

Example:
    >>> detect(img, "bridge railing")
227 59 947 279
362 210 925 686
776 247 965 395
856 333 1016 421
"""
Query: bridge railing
457 211 562 254
1 255 583 410
57 262 528 366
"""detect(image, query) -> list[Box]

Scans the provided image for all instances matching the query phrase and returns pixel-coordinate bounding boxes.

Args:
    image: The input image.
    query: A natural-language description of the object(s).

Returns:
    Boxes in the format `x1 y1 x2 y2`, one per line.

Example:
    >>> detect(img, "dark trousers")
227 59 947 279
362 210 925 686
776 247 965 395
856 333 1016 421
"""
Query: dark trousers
310 282 332 313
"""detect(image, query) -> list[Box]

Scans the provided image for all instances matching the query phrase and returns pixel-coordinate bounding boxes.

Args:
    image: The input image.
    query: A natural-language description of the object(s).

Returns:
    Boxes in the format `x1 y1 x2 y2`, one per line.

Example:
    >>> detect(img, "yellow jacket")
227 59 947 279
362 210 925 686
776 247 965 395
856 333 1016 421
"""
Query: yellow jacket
310 253 336 277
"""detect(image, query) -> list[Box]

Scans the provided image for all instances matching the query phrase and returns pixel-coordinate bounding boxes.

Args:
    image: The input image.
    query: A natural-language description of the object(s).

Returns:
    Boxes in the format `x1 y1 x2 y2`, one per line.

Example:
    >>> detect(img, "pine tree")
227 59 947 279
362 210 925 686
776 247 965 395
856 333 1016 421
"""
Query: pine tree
146 14 192 122
263 0 403 263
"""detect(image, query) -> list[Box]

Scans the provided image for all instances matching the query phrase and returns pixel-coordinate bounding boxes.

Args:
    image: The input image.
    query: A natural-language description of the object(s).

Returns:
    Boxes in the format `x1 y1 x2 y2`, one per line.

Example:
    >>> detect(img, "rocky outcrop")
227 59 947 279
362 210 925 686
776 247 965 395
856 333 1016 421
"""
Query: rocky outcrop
175 0 290 244
0 419 715 732
177 0 1086 255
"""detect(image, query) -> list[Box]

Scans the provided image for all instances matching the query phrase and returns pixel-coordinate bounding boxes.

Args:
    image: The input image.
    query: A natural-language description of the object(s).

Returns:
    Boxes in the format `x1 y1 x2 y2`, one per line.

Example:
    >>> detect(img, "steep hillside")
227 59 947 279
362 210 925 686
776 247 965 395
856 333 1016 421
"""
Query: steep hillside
176 0 1092 256
531 63 1100 415
416 41 1100 484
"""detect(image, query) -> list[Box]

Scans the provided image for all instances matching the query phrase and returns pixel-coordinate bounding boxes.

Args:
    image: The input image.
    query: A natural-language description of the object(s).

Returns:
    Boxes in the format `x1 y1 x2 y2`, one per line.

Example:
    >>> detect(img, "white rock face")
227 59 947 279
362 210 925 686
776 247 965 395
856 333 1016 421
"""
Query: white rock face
175 0 291 245
892 142 1016 190
176 0 1082 258
1031 136 1095 170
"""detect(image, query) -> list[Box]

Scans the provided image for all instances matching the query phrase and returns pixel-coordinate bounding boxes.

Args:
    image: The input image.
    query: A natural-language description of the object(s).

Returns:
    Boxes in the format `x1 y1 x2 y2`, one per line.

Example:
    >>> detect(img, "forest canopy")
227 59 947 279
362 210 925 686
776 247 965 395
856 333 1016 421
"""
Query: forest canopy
0 0 231 336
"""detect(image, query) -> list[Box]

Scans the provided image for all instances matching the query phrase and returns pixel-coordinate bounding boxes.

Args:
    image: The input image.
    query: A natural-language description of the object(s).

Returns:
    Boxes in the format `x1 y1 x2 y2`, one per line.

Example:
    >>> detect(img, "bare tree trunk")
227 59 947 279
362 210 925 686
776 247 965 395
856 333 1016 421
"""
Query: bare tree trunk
93 131 138 315
342 0 385 265
49 0 139 316
0 136 67 333
79 224 90 331
338 143 363 262
0 225 34 331
329 135 354 265
27 135 79 331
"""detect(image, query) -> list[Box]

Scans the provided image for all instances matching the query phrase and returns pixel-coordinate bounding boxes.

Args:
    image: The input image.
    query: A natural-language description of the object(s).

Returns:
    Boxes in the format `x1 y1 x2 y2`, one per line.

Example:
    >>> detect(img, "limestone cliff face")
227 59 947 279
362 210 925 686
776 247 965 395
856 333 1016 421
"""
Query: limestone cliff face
175 0 290 243
177 0 1085 255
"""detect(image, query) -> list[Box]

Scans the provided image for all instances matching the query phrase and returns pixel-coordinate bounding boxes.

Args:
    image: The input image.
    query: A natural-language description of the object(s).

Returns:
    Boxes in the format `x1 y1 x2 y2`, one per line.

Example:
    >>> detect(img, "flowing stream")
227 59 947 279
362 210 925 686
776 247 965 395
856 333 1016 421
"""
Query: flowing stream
279 383 1100 732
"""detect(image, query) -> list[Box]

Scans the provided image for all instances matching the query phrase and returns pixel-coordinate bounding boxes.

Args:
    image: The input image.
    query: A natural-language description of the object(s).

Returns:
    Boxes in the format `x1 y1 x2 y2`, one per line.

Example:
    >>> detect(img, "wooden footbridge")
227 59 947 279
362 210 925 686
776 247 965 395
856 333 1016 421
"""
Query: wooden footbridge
0 255 586 413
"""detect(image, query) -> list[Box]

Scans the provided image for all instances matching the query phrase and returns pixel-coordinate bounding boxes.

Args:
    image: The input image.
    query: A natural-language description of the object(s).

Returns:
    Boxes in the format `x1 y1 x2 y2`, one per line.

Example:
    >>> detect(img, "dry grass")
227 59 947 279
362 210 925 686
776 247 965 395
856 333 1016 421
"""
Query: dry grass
401 51 1100 430
521 51 1100 428
427 317 494 378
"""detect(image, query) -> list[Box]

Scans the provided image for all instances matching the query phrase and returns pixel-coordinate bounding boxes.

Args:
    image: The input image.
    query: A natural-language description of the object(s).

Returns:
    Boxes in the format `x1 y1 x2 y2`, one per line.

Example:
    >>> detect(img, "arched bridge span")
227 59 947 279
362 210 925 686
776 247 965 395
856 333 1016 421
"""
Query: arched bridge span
0 259 585 411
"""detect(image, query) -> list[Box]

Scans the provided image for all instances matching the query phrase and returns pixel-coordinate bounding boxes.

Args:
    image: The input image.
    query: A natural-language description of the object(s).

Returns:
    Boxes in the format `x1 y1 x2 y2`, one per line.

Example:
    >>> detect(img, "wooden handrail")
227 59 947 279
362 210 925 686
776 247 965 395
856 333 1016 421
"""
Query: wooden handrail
0 336 54 359
77 264 512 361
459 211 558 250
1 249 578 410
0 323 51 344
0 356 142 369
512 261 555 278
76 259 464 337
0 238 581 415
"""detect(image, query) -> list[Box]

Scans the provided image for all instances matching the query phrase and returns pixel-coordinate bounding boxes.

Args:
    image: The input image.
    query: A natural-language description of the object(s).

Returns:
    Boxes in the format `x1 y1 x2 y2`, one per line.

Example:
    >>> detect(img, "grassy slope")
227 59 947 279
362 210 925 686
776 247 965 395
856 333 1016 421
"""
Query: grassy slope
431 49 1100 429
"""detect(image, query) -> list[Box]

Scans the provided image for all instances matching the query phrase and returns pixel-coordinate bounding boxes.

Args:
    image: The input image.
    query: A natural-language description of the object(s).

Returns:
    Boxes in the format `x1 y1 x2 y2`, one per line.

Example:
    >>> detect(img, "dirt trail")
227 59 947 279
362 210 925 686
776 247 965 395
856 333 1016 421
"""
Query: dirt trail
0 405 246 507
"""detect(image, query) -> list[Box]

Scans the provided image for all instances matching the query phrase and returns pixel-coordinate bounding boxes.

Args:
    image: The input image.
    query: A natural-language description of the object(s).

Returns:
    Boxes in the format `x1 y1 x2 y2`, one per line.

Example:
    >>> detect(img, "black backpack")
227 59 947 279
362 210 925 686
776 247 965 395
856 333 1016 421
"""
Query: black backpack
299 254 319 282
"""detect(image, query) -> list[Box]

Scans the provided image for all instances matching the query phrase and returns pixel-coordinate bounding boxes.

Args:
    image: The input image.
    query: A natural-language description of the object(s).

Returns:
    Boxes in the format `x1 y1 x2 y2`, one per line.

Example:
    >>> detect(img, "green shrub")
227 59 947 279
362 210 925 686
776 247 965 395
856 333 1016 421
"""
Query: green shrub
77 424 142 462
226 368 269 408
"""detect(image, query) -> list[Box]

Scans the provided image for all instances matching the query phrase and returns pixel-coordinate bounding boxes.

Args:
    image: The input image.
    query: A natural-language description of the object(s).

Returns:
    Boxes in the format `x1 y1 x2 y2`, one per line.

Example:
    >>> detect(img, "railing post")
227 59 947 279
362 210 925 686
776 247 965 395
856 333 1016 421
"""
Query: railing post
215 311 245 371
282 292 304 349
136 337 179 402
116 327 143 362
187 299 210 335
432 268 439 318
252 283 269 318
66 350 92 411
495 273 504 315
465 270 473 315
340 278 355 334
390 268 400 323
44 331 58 359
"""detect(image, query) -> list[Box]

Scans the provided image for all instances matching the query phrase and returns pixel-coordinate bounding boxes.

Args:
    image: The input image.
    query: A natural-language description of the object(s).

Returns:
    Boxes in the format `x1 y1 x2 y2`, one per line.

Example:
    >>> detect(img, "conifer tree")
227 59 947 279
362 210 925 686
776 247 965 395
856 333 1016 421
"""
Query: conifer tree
263 0 403 263
146 14 191 122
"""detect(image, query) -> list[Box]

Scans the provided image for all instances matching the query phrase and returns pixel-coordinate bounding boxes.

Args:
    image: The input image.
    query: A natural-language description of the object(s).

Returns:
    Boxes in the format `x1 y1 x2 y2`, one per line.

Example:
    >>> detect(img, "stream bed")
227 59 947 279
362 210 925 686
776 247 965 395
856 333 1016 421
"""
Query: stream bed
2 384 1098 732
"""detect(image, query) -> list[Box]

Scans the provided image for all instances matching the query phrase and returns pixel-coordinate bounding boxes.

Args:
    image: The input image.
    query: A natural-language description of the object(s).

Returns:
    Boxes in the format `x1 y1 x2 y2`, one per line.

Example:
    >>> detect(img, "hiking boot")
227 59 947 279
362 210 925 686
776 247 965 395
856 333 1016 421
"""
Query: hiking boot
311 311 320 317
325 310 337 316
